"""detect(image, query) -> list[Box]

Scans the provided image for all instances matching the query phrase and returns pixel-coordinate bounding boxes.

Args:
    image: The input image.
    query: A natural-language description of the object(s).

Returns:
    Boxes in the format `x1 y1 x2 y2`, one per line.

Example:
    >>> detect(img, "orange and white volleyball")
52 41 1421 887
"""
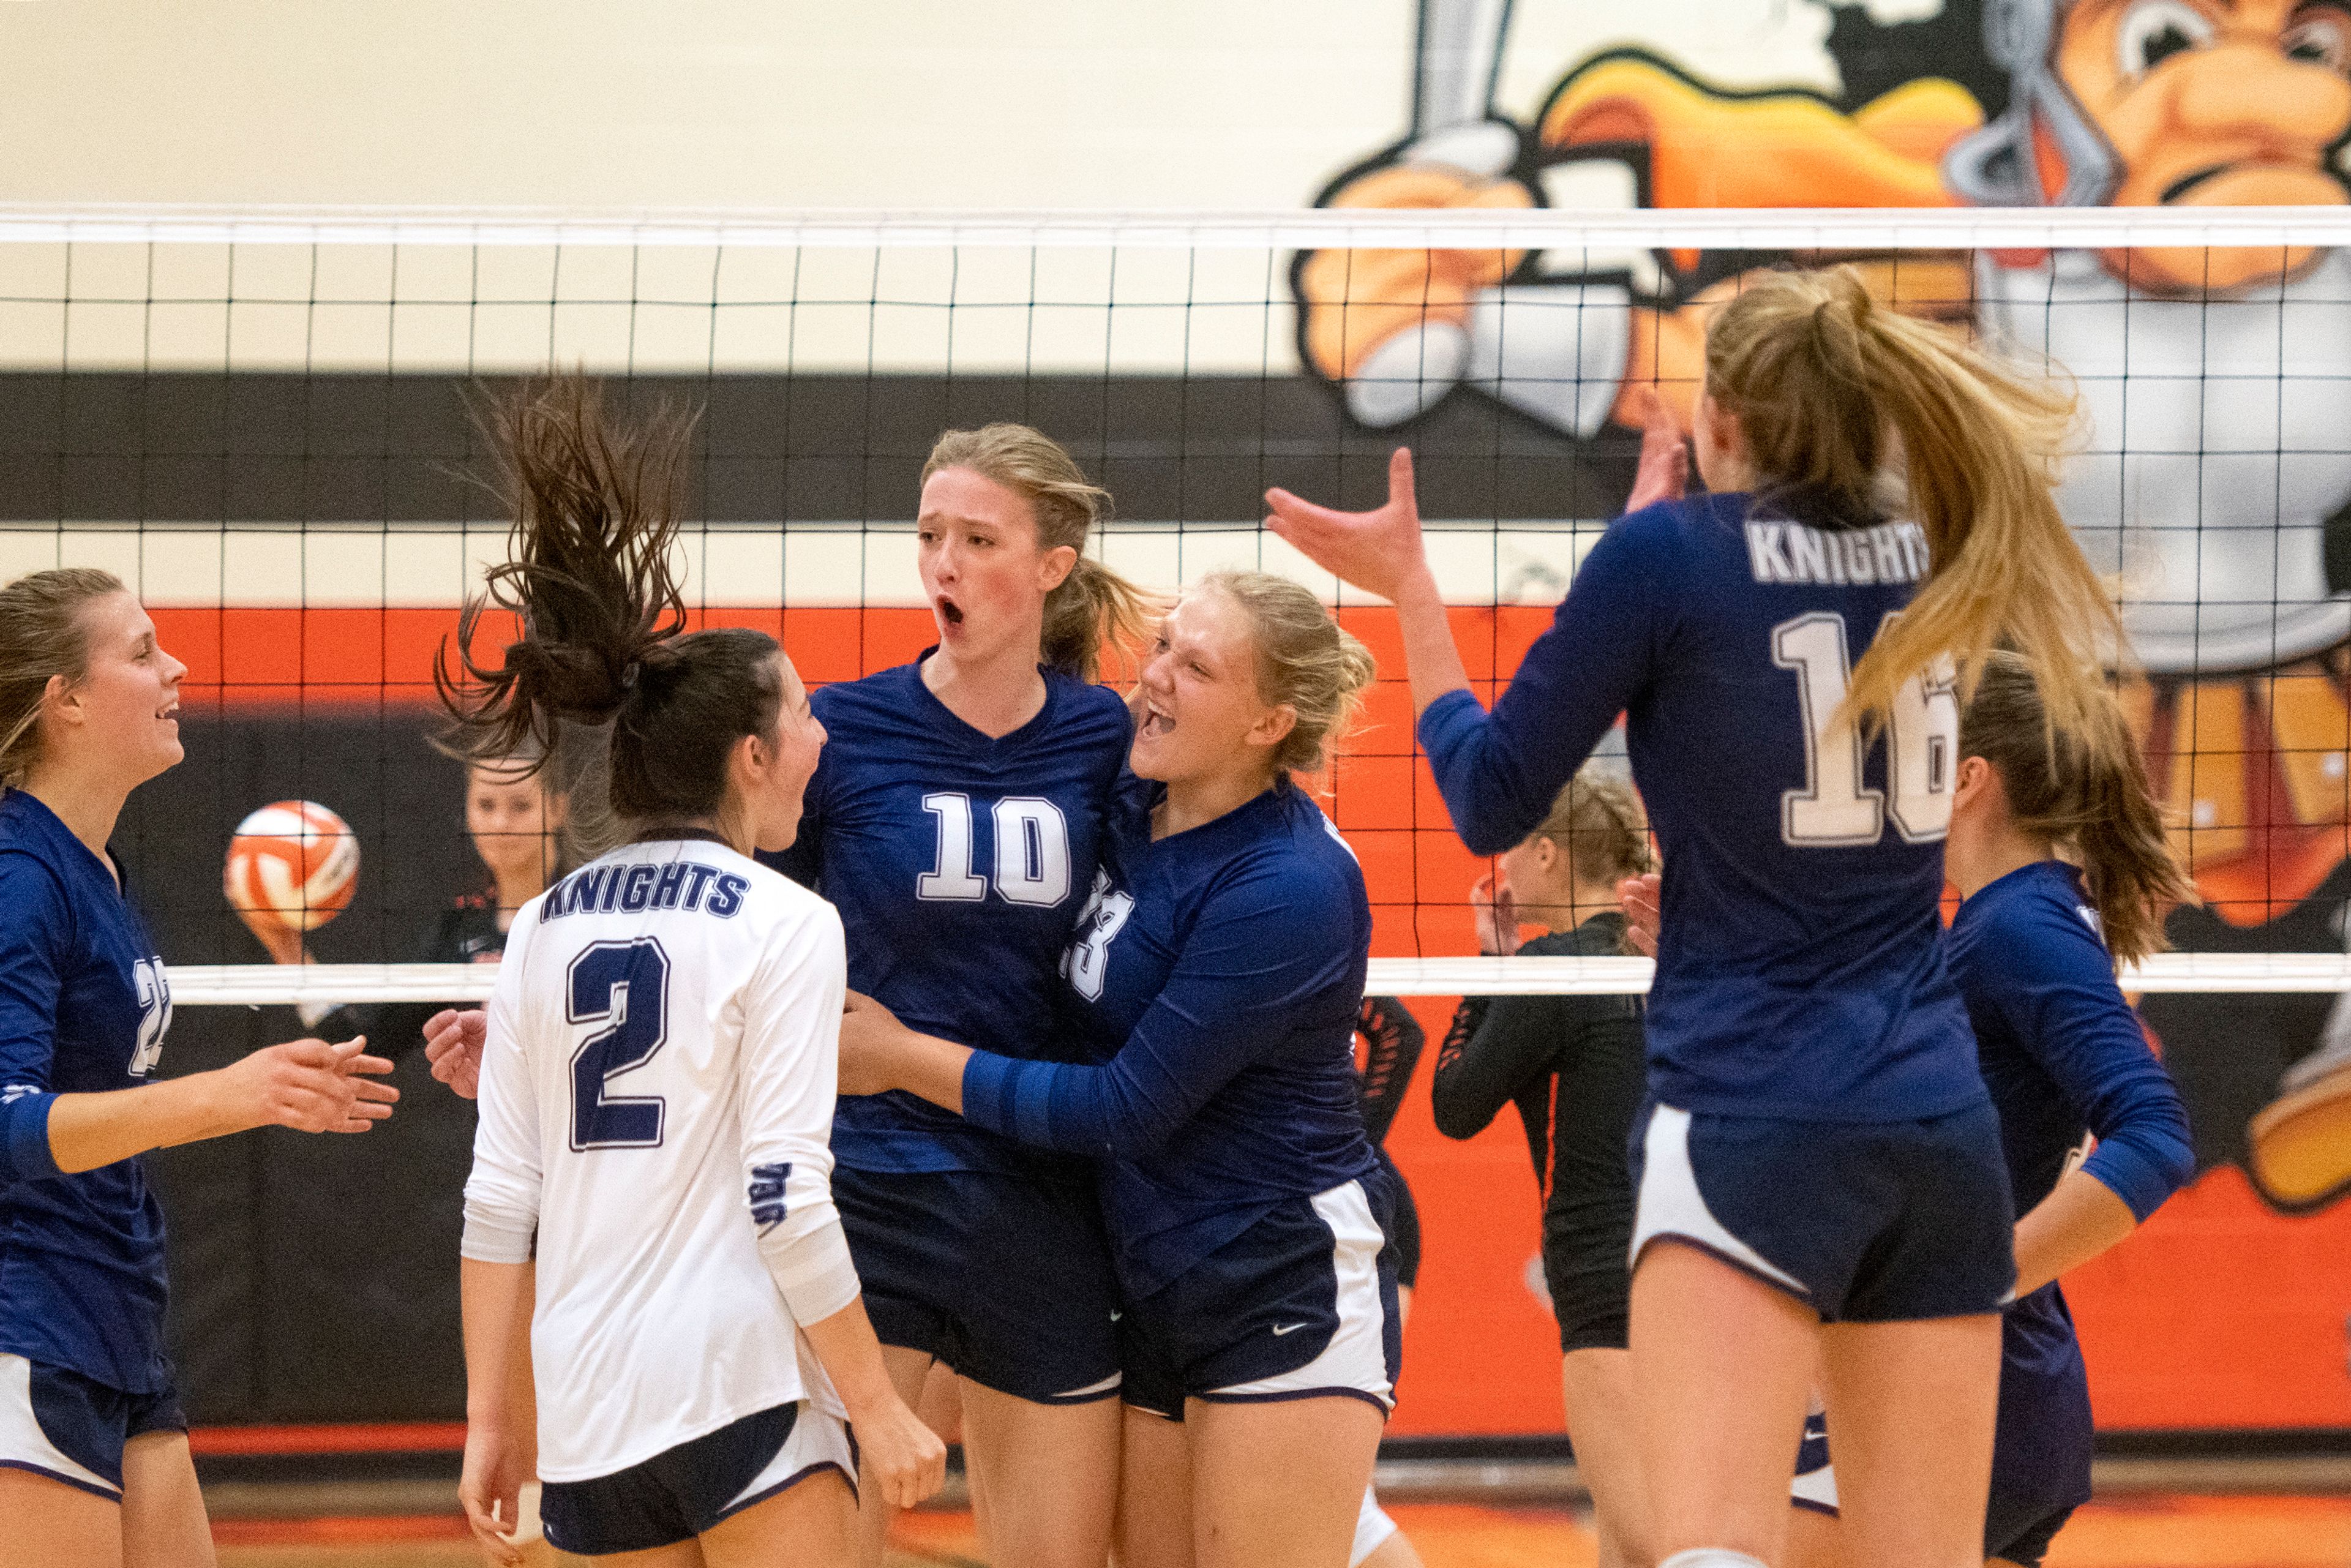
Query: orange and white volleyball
224 801 360 934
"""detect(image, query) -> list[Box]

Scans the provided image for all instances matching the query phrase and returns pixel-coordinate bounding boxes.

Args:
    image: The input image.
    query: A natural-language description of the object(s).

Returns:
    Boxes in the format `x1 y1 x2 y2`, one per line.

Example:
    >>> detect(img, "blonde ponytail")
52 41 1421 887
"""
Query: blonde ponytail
1703 266 2120 738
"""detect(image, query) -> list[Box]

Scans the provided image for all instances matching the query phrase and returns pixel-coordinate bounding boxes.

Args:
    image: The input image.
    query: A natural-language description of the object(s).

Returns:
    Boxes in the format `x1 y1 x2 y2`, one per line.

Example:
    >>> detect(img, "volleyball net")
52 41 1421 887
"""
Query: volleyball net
6 203 2351 1005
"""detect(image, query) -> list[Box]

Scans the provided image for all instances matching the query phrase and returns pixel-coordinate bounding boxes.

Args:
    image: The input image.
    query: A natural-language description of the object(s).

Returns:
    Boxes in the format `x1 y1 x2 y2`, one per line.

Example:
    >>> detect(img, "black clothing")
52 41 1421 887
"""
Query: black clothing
1354 996 1425 1288
1431 912 1645 1352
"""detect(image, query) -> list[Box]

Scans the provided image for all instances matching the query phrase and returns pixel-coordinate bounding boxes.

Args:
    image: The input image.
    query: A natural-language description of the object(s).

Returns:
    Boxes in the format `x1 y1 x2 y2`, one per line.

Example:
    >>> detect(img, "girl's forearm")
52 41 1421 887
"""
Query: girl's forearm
45 1073 245 1175
2012 1168 2139 1297
462 1258 536 1430
1392 571 1472 718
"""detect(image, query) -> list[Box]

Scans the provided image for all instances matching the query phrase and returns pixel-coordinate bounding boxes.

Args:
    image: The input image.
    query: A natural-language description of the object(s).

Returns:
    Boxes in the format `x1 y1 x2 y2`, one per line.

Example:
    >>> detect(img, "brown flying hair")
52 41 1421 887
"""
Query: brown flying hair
437 377 783 824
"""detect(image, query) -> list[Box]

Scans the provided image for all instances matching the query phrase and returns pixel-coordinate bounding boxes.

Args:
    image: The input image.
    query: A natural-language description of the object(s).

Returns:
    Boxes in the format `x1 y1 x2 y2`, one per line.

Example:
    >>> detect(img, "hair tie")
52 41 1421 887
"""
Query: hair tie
621 661 642 691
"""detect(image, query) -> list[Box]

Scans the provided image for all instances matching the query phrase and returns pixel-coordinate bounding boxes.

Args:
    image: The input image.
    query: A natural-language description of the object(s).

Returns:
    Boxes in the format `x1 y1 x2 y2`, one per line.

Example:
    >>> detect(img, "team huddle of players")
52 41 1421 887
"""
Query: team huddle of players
0 263 2196 1568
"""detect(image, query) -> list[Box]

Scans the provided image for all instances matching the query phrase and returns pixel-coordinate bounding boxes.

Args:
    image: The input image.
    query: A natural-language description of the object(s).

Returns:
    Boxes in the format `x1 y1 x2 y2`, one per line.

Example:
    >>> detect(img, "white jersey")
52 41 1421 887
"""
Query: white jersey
463 838 848 1482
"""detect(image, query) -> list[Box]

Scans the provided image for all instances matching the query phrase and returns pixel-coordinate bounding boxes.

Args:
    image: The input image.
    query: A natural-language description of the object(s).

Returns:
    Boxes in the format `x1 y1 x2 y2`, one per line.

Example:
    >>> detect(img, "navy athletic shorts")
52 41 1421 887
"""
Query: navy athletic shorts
1630 1099 2016 1321
1787 1295 2090 1567
831 1160 1122 1405
539 1400 856 1556
0 1353 186 1501
1120 1177 1400 1420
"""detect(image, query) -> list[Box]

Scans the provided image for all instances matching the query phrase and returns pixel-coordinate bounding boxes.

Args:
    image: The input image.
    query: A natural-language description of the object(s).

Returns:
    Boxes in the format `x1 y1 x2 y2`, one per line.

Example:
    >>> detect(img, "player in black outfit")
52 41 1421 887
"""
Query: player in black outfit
1430 763 1653 1568
1349 994 1429 1567
1355 995 1423 1297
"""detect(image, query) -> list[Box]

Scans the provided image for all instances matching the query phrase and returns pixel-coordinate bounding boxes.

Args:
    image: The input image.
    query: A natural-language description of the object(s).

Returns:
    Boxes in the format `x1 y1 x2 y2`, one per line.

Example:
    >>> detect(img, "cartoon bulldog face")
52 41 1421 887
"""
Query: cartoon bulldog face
2058 0 2351 290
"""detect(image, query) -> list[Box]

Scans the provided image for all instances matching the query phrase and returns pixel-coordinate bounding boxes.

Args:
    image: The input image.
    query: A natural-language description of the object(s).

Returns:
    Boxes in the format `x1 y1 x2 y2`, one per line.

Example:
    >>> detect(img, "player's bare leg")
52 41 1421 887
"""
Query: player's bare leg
0 1469 120 1568
1818 1314 2000 1568
702 1468 860 1568
587 1541 703 1567
1187 1395 1382 1568
1359 1525 1428 1567
855 1346 935 1568
118 1431 214 1568
1784 1501 1857 1568
958 1378 1120 1568
1630 1239 1817 1566
1114 1404 1193 1568
1561 1347 1652 1568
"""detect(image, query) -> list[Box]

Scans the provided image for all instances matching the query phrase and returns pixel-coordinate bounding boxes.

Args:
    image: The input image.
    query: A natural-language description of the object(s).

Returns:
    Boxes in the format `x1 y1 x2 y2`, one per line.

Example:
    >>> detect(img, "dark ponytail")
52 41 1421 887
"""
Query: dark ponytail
1958 650 2195 967
438 377 782 824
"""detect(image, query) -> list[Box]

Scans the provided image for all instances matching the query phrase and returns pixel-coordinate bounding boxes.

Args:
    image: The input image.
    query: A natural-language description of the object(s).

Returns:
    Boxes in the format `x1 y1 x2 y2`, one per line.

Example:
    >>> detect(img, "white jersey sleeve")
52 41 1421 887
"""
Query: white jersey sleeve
461 897 545 1266
738 900 859 1326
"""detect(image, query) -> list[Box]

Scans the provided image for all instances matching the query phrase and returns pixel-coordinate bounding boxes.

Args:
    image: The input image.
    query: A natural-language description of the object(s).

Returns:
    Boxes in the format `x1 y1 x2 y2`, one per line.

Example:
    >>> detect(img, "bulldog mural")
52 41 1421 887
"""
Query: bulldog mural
1297 0 2351 1210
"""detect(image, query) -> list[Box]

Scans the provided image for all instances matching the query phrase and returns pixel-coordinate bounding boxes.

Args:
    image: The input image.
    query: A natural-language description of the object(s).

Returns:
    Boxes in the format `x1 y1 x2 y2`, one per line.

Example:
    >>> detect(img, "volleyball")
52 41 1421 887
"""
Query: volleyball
224 800 361 934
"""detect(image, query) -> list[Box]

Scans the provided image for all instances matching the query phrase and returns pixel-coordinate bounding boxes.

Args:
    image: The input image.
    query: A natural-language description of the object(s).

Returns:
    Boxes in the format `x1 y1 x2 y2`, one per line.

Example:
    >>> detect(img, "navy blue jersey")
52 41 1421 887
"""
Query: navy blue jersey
1946 859 2192 1519
959 776 1377 1298
1419 492 1981 1122
0 790 174 1393
763 658 1131 1174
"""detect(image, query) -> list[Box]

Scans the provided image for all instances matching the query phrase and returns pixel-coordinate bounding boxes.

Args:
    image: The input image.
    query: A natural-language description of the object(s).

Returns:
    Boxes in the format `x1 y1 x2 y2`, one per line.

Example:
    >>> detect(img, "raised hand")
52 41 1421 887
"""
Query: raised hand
1470 872 1523 958
1622 385 1690 514
1618 872 1662 958
1265 447 1433 607
424 1008 487 1100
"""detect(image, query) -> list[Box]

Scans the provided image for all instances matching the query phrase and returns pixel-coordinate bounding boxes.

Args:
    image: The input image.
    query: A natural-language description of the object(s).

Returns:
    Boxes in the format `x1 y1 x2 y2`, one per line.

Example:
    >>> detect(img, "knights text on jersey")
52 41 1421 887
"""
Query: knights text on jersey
465 839 849 1482
760 658 1131 1174
1418 492 1982 1122
0 789 174 1394
960 778 1378 1298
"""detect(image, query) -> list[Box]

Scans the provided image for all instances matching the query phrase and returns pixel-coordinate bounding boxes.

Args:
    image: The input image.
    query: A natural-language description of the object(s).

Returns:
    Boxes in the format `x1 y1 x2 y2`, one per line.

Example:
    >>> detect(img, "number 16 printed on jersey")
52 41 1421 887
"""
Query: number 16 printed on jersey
1774 611 1958 849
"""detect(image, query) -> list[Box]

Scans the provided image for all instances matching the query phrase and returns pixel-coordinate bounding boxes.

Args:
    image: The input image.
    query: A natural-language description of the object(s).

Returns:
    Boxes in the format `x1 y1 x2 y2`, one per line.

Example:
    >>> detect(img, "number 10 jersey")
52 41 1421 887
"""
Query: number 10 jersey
1418 492 1985 1125
762 658 1133 1174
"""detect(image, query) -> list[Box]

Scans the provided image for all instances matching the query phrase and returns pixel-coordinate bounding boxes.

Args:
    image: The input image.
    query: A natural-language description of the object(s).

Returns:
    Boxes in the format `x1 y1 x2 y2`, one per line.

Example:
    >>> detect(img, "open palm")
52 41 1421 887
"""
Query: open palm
1264 446 1429 605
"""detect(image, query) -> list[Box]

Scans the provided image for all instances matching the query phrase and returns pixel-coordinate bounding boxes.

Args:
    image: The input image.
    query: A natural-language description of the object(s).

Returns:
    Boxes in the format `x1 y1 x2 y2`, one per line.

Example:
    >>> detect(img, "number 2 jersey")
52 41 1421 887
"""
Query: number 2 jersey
463 837 852 1483
762 658 1132 1175
1419 491 1982 1122
0 789 174 1394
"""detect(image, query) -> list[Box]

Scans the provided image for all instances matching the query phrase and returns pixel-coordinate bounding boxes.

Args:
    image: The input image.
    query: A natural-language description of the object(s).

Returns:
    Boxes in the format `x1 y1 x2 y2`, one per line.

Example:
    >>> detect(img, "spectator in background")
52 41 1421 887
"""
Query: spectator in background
1431 763 1653 1568
240 740 584 1046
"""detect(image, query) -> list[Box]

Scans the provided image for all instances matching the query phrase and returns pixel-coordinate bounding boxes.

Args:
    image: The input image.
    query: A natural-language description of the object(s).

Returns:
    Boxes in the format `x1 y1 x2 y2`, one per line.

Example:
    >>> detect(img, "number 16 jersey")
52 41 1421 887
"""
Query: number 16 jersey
1418 492 1984 1124
763 657 1133 1174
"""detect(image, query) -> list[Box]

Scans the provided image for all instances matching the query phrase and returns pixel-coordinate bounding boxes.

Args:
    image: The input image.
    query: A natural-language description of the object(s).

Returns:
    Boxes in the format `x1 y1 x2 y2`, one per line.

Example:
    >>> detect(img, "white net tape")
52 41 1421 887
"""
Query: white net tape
162 953 2351 1007
9 202 2351 249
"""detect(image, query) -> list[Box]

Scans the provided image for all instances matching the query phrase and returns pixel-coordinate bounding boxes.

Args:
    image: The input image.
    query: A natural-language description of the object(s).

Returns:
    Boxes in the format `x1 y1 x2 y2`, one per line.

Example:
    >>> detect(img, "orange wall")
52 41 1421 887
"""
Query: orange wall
151 603 2351 1435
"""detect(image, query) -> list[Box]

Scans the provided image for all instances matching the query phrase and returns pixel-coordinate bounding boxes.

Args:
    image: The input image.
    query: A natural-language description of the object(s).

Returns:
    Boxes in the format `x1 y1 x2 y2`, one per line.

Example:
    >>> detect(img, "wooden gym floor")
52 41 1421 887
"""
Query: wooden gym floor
208 1493 2351 1568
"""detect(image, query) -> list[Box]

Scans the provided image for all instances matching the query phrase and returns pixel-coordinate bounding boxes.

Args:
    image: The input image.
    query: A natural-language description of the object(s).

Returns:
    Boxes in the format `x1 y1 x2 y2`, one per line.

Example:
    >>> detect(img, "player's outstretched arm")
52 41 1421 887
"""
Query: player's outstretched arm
1266 448 1470 721
800 1296 948 1510
28 1037 396 1177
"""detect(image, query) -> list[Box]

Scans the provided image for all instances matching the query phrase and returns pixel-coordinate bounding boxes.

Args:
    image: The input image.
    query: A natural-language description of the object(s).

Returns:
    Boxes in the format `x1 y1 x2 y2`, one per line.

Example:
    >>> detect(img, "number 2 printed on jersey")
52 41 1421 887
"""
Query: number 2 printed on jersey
568 938 672 1151
1774 611 1957 848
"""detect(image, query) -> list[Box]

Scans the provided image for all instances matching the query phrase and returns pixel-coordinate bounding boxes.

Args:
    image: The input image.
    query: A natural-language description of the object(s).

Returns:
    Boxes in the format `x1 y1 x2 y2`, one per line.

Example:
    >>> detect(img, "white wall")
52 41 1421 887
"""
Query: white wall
0 0 1865 210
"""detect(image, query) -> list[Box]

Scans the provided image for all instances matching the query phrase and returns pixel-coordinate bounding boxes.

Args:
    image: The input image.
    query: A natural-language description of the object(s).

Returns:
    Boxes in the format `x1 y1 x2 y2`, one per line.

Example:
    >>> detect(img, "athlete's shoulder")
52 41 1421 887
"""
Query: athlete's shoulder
808 662 923 724
1949 861 2112 987
738 849 836 923
1052 672 1136 733
1261 786 1369 904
